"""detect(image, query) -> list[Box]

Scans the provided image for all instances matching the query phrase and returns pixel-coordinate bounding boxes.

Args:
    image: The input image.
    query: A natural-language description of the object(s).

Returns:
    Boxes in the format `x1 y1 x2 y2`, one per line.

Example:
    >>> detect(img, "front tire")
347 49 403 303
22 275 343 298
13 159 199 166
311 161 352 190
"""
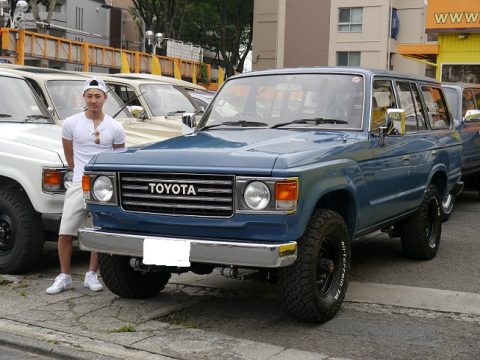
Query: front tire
0 188 44 273
99 254 171 298
399 184 442 260
278 209 351 323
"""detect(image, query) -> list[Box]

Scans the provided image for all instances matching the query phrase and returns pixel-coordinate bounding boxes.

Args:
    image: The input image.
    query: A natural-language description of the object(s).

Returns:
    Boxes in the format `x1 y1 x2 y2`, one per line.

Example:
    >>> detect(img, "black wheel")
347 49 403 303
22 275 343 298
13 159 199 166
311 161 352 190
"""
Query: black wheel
278 209 351 323
399 184 442 260
99 254 171 298
0 188 44 273
441 193 455 221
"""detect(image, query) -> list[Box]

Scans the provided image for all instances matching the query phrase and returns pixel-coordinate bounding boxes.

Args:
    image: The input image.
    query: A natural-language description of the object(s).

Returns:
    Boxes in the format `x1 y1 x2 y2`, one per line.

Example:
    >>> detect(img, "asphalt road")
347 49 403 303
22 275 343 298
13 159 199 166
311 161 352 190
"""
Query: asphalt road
20 189 480 359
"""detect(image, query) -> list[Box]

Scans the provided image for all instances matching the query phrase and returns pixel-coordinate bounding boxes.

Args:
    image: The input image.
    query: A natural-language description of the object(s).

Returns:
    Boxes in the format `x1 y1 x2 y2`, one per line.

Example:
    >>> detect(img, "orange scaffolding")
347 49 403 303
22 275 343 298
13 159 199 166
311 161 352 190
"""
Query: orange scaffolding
0 27 214 88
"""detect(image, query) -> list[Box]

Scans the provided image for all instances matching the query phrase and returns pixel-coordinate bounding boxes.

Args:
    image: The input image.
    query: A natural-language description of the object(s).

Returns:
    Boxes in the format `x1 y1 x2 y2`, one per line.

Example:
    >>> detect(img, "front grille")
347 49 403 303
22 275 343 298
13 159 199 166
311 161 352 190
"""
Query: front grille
119 172 234 217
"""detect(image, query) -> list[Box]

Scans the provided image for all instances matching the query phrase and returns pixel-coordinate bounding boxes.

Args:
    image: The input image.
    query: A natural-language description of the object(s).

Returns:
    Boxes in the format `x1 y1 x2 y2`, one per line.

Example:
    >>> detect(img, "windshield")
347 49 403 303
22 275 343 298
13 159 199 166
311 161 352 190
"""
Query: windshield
199 73 364 130
443 87 459 119
0 76 53 123
46 80 132 119
140 84 196 116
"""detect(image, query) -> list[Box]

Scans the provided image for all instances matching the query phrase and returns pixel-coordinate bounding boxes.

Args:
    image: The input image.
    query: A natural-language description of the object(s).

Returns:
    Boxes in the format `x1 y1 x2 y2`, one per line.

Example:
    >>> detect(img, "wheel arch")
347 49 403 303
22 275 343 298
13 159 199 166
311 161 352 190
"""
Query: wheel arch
428 168 448 198
313 189 357 239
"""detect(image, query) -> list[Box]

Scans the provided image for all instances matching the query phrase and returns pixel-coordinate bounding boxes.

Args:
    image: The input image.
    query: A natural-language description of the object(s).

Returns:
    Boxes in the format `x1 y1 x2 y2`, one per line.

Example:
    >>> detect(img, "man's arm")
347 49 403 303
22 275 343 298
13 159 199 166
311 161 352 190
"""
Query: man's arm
62 138 74 169
113 143 125 149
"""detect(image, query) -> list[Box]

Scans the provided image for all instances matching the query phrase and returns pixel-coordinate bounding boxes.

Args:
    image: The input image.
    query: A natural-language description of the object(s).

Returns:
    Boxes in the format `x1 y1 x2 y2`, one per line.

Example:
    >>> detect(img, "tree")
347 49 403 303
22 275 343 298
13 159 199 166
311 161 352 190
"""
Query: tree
130 0 253 77
181 0 253 77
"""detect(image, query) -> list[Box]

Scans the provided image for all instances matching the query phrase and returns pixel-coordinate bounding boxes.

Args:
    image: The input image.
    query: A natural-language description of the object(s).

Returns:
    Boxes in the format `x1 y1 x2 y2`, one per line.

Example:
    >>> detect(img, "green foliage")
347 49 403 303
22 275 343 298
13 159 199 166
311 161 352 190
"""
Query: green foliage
108 324 136 333
199 63 209 84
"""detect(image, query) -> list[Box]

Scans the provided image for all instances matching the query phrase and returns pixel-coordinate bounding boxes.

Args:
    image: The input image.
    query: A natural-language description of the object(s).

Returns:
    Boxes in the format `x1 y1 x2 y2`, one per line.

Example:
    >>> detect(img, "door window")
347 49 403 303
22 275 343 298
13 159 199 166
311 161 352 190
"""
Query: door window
395 81 426 132
421 86 450 129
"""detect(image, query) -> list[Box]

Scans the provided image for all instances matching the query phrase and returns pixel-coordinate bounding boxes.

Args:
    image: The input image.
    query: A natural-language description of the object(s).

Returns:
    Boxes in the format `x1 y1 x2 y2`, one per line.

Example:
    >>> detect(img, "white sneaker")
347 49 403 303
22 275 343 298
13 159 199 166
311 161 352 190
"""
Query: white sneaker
84 271 103 292
46 273 73 295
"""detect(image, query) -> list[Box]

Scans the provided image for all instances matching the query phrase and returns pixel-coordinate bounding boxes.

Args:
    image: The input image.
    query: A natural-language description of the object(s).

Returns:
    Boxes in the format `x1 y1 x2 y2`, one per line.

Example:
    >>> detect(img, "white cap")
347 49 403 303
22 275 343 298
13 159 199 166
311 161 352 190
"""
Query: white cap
83 78 107 94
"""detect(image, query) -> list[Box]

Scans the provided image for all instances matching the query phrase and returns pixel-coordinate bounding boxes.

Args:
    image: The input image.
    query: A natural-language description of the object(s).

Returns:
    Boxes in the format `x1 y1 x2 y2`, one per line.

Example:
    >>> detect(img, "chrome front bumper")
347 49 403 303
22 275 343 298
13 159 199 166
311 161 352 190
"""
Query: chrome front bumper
78 228 297 268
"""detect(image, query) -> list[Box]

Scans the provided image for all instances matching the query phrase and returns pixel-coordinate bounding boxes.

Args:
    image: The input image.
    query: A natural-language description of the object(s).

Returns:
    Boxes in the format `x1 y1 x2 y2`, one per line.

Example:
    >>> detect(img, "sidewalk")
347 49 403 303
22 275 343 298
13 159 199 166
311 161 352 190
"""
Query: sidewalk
0 268 336 360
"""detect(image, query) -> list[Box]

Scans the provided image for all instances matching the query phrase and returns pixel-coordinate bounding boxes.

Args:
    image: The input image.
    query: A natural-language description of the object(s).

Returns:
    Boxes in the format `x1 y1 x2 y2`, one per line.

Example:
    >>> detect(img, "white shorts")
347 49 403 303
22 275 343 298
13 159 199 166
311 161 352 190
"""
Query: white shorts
59 183 88 236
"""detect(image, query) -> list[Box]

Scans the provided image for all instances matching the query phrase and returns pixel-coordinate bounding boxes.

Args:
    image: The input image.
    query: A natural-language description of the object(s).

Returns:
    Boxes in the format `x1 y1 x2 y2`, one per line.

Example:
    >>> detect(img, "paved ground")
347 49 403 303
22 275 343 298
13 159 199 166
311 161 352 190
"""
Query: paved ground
0 191 479 359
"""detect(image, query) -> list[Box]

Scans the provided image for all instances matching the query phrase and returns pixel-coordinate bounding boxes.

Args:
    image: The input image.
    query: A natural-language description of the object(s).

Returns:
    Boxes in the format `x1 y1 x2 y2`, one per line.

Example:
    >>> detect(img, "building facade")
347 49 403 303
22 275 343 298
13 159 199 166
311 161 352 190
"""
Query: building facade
252 0 430 77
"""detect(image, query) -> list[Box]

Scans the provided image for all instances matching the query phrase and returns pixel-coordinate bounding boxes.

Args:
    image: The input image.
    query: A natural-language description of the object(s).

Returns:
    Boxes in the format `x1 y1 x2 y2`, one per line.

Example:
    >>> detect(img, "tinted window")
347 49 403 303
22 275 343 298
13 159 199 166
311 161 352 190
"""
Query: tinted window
462 89 476 117
371 80 395 131
443 87 459 119
421 86 450 129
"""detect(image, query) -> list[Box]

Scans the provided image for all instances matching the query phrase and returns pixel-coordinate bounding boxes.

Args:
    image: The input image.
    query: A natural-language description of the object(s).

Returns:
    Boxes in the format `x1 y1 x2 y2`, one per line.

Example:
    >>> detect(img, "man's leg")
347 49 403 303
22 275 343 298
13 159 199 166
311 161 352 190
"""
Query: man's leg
58 234 74 274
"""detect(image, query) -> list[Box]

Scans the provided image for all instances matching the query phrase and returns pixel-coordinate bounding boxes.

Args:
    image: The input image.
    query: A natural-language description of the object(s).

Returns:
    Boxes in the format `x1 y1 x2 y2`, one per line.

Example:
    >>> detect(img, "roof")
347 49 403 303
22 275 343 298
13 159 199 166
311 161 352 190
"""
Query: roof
441 82 480 90
0 64 90 80
110 73 207 90
229 66 440 84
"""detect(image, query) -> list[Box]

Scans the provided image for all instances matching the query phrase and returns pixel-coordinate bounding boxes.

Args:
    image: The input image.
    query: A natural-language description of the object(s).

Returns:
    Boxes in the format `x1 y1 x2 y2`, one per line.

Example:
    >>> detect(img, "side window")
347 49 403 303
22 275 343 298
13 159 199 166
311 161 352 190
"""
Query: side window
411 83 427 131
395 81 426 132
472 89 480 109
371 79 395 130
462 89 476 117
421 86 450 129
113 84 140 106
25 79 48 108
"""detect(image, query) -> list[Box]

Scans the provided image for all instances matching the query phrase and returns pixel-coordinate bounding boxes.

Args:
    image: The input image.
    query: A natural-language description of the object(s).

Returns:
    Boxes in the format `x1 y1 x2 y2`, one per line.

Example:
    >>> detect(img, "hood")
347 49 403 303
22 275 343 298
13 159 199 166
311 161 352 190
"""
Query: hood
0 123 65 162
91 129 358 175
117 117 182 147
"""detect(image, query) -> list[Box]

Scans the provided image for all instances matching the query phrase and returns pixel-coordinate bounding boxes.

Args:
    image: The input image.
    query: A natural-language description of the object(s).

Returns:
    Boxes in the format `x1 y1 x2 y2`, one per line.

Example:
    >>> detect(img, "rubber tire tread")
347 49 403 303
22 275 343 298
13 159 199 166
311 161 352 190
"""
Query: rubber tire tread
99 254 171 299
399 184 442 260
0 188 44 273
278 209 351 323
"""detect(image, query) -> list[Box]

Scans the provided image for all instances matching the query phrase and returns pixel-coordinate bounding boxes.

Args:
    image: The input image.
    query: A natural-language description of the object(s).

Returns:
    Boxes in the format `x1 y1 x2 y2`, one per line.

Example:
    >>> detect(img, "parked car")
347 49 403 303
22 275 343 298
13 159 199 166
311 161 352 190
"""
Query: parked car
0 71 70 273
441 82 480 219
0 64 175 146
86 73 202 140
110 73 215 108
78 67 462 323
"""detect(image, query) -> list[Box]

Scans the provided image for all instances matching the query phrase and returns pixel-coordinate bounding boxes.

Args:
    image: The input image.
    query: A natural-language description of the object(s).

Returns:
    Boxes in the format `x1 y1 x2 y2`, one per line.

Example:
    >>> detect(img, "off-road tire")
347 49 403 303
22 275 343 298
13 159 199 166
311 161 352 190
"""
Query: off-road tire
399 184 442 260
0 188 44 273
278 209 351 323
441 193 455 222
99 254 171 298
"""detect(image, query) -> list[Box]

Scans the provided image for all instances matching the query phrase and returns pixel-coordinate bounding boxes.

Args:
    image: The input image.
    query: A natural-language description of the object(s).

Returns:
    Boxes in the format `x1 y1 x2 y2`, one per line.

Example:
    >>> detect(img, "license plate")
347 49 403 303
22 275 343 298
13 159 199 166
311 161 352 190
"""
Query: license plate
143 237 191 267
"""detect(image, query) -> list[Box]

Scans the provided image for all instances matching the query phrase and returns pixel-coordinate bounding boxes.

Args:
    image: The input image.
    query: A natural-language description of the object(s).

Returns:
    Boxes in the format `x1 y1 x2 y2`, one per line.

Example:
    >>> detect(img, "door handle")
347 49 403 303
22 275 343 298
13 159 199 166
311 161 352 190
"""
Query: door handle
431 150 437 158
402 155 410 164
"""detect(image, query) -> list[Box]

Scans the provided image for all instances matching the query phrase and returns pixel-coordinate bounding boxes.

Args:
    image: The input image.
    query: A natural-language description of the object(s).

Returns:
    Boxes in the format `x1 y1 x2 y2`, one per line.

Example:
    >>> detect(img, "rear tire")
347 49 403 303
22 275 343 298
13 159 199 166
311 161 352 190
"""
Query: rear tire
441 193 455 221
399 184 442 260
278 209 351 323
99 254 171 298
0 188 44 273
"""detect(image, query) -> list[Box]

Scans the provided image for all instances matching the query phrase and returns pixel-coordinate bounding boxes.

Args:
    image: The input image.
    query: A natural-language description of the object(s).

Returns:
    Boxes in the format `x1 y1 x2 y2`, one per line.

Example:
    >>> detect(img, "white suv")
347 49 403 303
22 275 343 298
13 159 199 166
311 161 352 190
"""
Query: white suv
0 71 69 273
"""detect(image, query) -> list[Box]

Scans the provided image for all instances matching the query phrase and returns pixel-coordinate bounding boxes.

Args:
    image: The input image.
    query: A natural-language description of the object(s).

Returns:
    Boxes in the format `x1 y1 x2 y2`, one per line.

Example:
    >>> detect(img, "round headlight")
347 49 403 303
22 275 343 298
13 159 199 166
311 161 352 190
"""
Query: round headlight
63 171 73 189
93 176 113 202
244 181 270 210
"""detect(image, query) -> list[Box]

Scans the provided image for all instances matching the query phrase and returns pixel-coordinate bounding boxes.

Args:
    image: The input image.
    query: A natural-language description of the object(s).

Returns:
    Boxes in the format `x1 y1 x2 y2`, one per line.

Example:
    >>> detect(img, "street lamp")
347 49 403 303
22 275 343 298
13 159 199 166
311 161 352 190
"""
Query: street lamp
7 0 28 29
145 30 163 55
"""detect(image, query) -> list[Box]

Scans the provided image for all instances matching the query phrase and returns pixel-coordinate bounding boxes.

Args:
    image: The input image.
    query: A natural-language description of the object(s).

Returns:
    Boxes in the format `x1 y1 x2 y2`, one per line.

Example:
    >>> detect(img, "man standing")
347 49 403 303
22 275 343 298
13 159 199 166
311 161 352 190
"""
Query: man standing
46 78 125 295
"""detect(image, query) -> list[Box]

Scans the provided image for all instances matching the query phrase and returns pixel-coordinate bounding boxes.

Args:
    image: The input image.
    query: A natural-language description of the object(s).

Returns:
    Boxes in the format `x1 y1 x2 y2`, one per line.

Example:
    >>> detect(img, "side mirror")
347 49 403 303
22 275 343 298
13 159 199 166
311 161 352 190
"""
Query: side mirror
181 112 197 134
385 109 405 136
464 109 480 122
127 105 147 120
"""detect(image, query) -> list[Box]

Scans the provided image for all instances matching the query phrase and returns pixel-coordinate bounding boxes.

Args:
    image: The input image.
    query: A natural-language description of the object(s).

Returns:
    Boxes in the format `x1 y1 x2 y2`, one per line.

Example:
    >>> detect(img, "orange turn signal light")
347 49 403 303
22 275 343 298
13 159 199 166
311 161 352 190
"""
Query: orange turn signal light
43 171 62 186
82 175 91 192
275 180 298 201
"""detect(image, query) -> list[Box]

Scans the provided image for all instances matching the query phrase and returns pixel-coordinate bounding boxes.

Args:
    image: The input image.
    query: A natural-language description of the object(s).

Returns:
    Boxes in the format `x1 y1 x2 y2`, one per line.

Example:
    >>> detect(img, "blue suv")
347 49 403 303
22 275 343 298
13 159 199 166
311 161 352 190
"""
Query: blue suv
79 68 462 323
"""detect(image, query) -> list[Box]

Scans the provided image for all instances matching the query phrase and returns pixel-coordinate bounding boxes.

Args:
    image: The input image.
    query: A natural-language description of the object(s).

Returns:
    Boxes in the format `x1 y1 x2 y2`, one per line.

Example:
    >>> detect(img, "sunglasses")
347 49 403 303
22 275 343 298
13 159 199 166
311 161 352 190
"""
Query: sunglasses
92 130 100 144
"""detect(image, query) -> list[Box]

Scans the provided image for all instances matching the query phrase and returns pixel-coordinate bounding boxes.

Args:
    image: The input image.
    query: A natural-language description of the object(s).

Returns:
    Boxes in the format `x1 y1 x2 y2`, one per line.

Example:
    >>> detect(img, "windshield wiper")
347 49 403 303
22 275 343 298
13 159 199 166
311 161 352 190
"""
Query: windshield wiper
24 114 50 122
166 110 186 117
201 120 268 130
0 114 12 118
271 117 349 128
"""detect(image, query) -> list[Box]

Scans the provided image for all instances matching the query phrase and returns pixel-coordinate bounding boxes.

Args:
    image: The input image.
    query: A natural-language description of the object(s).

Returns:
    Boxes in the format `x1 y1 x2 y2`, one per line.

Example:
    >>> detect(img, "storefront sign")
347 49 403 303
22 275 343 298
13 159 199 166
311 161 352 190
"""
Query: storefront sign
426 0 480 33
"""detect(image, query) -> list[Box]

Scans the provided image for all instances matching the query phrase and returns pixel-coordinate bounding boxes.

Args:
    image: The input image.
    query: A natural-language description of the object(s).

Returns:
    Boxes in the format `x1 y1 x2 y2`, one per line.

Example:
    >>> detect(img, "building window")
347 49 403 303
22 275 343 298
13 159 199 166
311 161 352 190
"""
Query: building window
338 7 363 32
337 52 361 66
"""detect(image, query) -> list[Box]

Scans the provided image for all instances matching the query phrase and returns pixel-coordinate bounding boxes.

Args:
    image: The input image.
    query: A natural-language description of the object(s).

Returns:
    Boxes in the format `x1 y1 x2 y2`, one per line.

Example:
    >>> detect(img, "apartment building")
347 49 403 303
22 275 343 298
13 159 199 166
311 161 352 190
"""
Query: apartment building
252 0 430 77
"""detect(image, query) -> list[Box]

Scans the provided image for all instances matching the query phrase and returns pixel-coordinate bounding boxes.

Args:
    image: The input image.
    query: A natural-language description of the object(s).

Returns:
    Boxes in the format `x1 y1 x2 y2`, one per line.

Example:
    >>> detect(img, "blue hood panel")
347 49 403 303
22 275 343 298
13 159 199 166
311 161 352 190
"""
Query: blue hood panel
90 129 357 175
